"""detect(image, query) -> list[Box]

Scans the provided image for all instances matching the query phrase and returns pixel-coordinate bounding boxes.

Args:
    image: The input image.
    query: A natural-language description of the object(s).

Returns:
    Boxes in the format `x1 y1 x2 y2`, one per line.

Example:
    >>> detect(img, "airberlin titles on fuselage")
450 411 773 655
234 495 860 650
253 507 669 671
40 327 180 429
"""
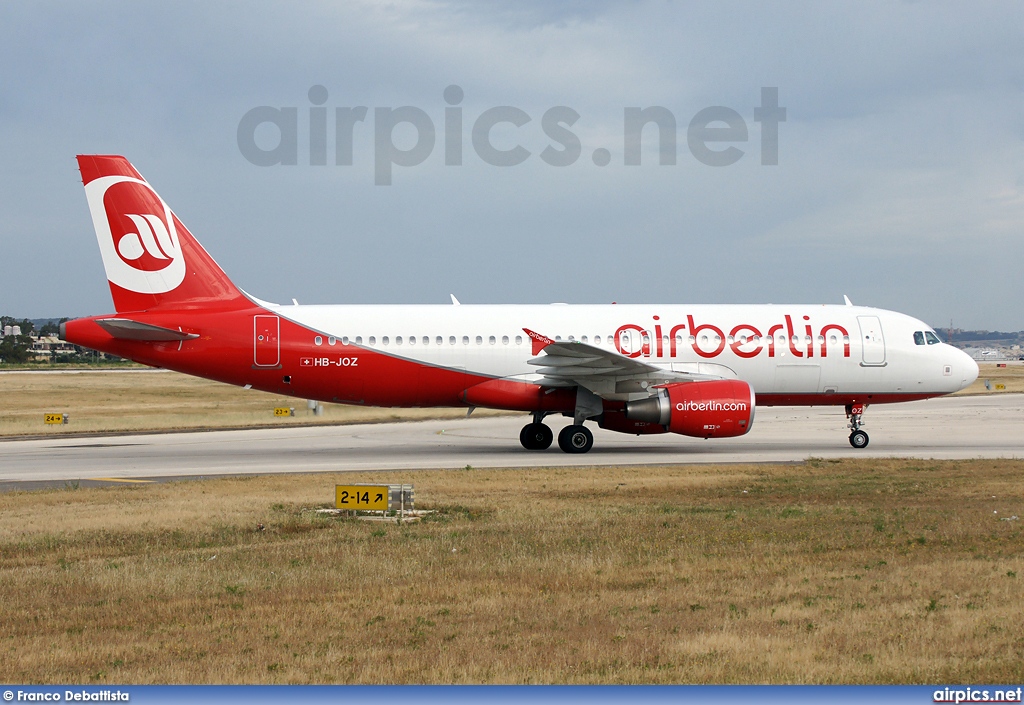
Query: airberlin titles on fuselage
613 314 851 360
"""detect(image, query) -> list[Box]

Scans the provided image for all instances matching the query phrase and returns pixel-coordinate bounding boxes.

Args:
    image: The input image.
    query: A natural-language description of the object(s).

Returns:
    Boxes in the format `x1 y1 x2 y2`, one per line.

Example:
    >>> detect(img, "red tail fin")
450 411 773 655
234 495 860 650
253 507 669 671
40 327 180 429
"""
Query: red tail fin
77 155 248 313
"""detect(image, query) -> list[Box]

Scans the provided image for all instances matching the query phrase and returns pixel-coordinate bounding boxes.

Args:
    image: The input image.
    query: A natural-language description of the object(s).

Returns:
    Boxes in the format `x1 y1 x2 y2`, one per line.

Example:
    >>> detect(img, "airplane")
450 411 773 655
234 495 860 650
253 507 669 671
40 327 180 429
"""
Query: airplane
61 155 979 452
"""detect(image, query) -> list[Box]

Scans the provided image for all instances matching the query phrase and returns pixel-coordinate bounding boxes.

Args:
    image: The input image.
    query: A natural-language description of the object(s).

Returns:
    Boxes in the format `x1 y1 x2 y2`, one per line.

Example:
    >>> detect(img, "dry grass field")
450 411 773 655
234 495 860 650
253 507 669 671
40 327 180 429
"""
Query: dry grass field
0 459 1021 684
0 369 507 437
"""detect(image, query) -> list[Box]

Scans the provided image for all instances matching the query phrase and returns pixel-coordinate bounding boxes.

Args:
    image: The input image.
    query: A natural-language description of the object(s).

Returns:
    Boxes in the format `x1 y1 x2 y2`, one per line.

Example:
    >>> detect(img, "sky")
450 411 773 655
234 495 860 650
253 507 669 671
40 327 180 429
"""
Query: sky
1 1 1022 330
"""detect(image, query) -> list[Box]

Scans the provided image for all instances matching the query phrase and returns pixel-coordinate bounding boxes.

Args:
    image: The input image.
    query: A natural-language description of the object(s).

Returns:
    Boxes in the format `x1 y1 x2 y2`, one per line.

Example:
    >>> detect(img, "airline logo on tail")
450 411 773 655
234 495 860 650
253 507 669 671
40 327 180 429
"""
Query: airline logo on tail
84 175 186 294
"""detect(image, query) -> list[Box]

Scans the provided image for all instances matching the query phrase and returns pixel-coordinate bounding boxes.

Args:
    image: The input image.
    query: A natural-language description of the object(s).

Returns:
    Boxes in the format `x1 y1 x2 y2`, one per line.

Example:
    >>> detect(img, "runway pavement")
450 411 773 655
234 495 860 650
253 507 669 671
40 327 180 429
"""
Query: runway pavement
0 394 1021 488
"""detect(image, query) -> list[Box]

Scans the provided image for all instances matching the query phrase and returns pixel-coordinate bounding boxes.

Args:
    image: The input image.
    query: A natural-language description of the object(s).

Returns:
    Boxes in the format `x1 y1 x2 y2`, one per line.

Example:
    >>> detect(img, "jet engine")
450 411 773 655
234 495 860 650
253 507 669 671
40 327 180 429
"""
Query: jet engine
624 379 755 438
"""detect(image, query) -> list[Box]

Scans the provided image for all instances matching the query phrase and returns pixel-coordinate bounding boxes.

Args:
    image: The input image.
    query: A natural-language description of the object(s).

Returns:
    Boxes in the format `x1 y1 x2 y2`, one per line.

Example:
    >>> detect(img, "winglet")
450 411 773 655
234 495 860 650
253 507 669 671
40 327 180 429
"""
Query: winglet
523 328 554 356
450 294 461 305
843 295 853 306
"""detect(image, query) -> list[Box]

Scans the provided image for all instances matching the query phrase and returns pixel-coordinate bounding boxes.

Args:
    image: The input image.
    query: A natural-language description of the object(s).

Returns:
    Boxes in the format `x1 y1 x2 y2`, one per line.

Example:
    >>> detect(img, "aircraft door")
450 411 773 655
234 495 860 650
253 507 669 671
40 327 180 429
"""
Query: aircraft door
857 315 886 366
254 315 280 367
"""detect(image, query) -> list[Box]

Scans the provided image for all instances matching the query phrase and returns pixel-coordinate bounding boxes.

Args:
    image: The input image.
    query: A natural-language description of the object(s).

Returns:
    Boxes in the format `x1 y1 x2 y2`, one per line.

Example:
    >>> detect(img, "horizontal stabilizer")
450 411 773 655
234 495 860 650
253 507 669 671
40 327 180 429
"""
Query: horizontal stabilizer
95 318 199 341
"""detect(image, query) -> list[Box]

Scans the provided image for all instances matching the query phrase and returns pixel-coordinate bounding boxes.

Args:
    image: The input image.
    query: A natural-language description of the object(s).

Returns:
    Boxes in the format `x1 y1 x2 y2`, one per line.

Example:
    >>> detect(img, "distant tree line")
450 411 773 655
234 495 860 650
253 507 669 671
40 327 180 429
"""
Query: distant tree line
935 329 1024 344
0 316 36 363
0 315 87 364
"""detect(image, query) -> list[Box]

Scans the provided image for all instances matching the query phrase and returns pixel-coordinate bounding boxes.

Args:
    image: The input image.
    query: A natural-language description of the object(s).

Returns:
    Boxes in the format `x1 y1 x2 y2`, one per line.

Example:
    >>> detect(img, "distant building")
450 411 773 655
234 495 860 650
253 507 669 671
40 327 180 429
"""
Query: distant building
29 336 77 361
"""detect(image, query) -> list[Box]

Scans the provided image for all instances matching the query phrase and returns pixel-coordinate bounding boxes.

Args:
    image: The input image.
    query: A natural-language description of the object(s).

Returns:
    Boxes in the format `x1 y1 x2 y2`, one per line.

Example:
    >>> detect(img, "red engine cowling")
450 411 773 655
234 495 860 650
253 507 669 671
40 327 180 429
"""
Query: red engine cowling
625 379 755 438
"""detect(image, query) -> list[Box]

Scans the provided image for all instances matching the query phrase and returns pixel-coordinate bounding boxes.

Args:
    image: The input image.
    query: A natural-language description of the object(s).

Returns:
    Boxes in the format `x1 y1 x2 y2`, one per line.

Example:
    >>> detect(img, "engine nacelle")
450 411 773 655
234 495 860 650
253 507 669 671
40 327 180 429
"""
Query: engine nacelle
625 379 755 438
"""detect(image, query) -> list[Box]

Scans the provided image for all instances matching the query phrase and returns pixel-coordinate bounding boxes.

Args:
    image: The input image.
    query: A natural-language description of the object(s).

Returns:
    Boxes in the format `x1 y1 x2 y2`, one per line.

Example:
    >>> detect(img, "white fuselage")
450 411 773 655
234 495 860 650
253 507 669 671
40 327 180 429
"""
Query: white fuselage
267 302 978 402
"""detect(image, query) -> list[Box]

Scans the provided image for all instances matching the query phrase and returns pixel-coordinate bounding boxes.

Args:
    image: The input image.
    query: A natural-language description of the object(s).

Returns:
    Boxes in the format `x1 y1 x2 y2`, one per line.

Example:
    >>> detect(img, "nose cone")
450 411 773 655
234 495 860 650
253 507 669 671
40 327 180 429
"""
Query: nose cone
957 348 979 390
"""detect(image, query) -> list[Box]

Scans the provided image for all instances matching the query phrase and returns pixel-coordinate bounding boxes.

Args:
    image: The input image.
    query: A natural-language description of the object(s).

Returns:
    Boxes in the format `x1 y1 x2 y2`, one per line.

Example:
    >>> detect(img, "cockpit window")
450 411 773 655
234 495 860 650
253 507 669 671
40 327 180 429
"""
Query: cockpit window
925 331 941 345
913 331 925 345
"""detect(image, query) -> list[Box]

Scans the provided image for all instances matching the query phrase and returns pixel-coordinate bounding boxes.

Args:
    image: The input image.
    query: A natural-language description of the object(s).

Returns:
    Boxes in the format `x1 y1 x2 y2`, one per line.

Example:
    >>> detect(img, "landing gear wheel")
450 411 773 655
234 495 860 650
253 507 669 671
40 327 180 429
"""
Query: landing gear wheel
557 425 594 454
520 423 553 450
845 403 869 449
849 430 869 449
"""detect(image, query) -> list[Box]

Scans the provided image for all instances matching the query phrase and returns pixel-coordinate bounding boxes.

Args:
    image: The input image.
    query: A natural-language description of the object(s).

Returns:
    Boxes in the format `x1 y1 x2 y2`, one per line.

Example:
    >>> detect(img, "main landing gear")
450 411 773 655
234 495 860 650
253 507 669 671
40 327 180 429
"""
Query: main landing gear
519 413 594 454
521 389 602 454
557 424 594 454
520 420 553 450
846 403 869 449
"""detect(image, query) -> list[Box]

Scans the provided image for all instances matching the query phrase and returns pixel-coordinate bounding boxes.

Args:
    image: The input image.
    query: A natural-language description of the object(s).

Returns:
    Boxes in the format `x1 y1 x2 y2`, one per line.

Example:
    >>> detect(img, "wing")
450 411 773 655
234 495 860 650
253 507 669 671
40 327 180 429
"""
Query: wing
522 328 732 399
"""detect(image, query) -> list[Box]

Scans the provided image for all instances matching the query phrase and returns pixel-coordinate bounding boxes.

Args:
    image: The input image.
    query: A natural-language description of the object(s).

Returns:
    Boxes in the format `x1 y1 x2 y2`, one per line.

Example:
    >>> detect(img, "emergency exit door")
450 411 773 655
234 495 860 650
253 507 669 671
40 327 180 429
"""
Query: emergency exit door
254 315 280 367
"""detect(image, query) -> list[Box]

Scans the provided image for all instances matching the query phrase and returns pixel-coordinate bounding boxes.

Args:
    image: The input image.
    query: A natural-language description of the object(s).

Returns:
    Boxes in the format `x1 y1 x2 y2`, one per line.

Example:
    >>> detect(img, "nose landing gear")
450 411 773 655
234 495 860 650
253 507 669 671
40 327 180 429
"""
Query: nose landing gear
846 403 869 448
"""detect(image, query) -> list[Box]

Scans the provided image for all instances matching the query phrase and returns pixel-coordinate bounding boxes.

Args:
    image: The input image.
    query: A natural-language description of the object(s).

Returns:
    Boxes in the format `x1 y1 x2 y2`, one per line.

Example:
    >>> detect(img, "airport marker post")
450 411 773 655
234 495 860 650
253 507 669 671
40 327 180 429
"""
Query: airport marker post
335 484 414 520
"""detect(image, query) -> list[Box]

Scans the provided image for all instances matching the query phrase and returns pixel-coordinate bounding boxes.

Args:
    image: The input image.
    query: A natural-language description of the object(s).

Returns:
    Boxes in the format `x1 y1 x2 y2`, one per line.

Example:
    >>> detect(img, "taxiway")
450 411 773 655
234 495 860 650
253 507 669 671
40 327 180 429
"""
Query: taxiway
0 394 1021 488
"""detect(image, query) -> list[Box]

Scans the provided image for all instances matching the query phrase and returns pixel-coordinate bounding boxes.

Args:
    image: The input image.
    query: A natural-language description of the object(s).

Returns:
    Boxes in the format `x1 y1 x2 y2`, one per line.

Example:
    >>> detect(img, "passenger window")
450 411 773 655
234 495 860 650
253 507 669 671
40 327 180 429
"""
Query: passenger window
368 336 376 346
488 336 496 345
925 331 941 345
341 336 349 345
475 336 483 345
356 336 363 345
515 335 523 345
913 331 925 345
396 336 403 345
382 336 389 346
314 336 323 346
462 336 469 345
595 335 602 345
435 336 442 345
502 335 509 345
449 336 456 345
328 336 337 345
